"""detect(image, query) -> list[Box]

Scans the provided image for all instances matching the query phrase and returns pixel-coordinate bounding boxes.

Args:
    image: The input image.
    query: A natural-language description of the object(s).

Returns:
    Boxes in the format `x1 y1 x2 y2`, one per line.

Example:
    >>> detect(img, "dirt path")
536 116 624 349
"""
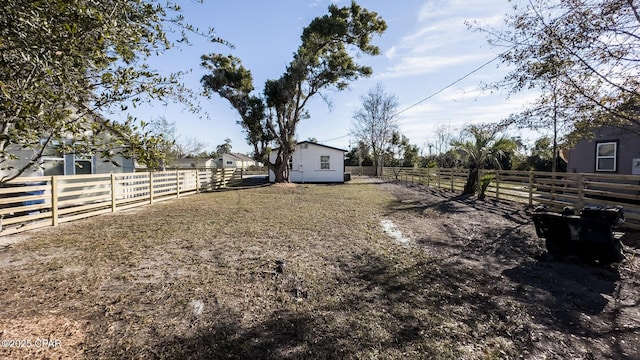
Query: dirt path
377 179 640 359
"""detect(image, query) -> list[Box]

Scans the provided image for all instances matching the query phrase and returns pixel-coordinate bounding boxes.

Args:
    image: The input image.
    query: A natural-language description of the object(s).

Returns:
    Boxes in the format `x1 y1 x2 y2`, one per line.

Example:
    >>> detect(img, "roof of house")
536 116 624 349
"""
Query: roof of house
228 152 255 162
173 157 214 163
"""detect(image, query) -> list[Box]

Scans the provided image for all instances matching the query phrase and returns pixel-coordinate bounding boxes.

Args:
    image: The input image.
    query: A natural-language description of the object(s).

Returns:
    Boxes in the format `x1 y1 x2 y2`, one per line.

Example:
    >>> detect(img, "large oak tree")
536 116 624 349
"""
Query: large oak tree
201 2 386 182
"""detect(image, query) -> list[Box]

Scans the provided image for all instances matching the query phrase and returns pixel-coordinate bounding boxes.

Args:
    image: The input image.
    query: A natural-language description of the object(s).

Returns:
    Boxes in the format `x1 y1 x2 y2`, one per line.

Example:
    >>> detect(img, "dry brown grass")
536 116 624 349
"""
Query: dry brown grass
1 179 411 359
0 178 638 359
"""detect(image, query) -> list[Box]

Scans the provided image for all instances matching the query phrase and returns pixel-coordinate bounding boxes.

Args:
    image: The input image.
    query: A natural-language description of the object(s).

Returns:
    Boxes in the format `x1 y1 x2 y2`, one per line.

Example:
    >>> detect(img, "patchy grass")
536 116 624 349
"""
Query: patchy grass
1 180 419 358
0 179 638 359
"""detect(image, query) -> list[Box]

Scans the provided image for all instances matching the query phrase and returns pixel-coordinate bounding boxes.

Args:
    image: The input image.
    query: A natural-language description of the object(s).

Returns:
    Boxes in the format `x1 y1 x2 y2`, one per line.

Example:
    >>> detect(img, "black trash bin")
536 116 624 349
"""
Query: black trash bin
532 206 624 264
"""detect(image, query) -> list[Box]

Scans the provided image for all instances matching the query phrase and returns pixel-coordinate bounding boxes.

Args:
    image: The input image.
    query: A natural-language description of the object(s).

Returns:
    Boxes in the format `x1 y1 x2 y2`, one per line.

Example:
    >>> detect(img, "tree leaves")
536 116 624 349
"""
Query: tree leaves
0 0 224 181
477 0 640 137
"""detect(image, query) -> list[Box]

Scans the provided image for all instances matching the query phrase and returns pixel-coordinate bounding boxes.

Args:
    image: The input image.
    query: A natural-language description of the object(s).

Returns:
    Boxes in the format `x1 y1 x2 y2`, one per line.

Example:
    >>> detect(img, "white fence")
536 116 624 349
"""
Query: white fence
0 168 236 236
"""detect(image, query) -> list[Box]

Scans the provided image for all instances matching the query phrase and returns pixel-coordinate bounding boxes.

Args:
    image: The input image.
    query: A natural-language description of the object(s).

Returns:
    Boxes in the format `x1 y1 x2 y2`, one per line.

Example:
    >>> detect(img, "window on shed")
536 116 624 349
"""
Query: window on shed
595 142 617 172
226 160 234 165
320 155 330 170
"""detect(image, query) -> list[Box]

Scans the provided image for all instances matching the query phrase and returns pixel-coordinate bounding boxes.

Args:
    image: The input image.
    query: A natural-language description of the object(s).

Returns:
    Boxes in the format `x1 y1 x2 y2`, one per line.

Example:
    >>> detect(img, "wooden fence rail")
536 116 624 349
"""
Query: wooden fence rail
382 167 640 229
0 168 237 236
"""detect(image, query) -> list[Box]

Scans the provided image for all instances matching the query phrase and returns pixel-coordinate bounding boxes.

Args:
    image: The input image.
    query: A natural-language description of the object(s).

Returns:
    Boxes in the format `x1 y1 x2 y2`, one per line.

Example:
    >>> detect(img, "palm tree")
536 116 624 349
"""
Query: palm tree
452 124 518 197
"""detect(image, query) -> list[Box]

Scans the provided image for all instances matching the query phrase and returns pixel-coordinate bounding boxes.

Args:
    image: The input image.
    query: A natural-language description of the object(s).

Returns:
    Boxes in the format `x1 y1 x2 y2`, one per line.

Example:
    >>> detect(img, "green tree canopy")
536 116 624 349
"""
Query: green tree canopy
215 138 233 156
0 0 223 181
201 1 386 182
345 140 374 166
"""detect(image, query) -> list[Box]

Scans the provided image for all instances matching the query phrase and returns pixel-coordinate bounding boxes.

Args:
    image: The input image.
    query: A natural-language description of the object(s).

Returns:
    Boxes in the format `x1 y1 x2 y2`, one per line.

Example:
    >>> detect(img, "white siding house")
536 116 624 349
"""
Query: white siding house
268 141 346 183
215 153 261 170
171 158 216 169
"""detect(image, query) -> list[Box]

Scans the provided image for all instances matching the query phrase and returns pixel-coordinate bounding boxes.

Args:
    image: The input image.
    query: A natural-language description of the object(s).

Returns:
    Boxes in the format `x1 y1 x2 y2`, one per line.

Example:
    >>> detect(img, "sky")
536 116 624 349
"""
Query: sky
122 0 542 156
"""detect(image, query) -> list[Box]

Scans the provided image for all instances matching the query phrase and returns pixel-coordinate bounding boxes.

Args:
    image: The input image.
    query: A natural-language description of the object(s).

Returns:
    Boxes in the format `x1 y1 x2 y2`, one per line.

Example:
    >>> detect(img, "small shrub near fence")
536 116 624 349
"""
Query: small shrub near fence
0 168 237 236
382 167 640 229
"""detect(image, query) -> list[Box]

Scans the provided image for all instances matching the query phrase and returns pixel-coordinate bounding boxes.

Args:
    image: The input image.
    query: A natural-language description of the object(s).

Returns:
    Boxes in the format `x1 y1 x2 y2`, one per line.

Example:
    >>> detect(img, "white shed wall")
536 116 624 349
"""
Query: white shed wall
268 143 344 183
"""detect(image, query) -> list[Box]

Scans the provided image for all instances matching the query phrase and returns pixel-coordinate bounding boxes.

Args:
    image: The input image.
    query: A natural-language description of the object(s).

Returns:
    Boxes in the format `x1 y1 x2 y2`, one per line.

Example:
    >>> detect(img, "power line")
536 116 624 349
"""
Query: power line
319 134 350 143
320 52 505 144
394 53 502 117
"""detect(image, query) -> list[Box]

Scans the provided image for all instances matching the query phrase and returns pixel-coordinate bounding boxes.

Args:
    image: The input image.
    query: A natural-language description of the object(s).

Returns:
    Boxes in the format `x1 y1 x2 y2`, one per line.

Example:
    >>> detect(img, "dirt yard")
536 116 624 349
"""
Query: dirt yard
0 178 638 359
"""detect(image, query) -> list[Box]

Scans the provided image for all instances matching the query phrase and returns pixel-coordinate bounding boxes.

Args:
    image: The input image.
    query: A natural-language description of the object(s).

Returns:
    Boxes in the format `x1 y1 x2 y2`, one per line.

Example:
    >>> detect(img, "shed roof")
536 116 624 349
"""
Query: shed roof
296 141 347 152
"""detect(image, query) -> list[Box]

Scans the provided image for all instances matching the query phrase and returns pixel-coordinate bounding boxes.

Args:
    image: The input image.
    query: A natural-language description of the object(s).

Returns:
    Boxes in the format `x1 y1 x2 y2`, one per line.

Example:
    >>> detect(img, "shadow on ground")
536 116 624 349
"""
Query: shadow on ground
87 178 638 359
224 176 269 190
139 251 531 359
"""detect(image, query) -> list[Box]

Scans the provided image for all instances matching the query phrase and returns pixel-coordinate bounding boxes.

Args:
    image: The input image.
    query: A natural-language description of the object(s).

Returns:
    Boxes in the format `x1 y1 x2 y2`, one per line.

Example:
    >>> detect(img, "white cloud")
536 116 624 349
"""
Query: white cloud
308 0 342 8
419 0 504 22
393 90 541 146
380 1 504 80
380 53 492 79
433 86 490 103
385 46 397 59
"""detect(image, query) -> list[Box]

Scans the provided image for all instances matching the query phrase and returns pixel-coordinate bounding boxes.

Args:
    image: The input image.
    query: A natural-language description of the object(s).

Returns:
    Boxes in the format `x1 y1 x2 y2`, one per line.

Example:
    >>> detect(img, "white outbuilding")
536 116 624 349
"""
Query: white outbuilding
268 141 346 183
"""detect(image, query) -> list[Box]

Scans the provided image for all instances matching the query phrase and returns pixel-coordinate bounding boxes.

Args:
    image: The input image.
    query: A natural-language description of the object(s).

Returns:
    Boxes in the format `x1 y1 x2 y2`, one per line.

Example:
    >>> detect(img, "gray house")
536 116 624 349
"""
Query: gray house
568 126 640 175
1 141 134 180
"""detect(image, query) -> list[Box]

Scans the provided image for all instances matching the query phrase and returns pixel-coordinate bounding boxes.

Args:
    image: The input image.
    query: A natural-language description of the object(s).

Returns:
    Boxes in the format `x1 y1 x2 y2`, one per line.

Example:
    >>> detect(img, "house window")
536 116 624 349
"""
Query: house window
320 155 330 170
74 155 93 175
41 141 65 176
595 141 617 172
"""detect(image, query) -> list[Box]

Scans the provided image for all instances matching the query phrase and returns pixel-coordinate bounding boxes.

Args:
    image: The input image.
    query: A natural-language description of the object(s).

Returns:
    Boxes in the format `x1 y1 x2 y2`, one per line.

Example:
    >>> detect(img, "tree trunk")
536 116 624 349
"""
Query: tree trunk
271 152 290 183
372 153 380 177
463 168 478 195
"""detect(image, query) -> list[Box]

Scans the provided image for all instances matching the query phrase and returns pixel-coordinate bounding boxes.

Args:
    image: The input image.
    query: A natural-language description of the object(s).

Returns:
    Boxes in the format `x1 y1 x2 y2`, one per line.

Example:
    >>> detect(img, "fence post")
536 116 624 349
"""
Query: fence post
436 168 441 189
195 170 200 194
528 171 534 206
477 170 483 195
450 170 454 191
51 176 59 227
550 172 557 201
427 168 431 187
212 169 217 190
495 172 500 200
577 174 584 209
110 174 116 212
149 172 154 204
176 170 180 198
